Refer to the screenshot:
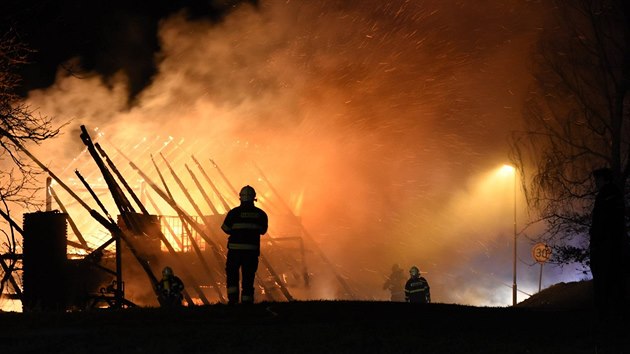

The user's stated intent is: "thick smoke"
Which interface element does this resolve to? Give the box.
[17,0,584,306]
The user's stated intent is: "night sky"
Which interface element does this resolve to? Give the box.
[1,0,258,98]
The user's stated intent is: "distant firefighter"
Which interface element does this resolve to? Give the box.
[405,266,431,304]
[383,264,406,302]
[221,185,269,305]
[157,266,185,308]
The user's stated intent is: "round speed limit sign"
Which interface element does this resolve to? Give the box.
[532,243,552,263]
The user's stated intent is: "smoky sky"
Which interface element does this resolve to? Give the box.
[2,0,586,306]
[1,0,258,99]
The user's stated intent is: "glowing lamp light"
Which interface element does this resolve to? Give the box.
[498,164,515,176]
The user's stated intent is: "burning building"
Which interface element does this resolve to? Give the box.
[1,124,356,311]
[2,1,585,311]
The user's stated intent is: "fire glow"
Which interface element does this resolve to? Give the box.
[0,1,586,310]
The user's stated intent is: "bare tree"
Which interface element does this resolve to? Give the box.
[0,198,21,300]
[1,30,60,205]
[510,0,629,269]
[0,30,62,298]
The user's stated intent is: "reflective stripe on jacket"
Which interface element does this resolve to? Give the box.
[405,276,430,303]
[228,242,259,250]
[221,203,268,249]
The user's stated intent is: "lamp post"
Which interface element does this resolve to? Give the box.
[511,166,517,306]
[500,164,517,306]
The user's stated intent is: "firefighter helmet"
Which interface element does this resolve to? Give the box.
[409,266,420,277]
[162,266,173,277]
[239,185,257,202]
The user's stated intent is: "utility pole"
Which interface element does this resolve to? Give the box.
[512,168,517,306]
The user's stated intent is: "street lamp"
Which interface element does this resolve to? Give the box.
[500,164,517,306]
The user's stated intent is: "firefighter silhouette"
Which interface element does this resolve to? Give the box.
[221,185,268,304]
[383,264,406,302]
[405,266,431,304]
[157,266,184,308]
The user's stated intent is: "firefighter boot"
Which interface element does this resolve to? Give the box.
[227,286,239,305]
[241,293,254,305]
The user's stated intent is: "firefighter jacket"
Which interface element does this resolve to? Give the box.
[405,276,431,303]
[221,202,268,253]
[383,269,406,301]
[157,275,184,299]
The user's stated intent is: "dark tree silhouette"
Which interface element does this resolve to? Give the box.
[0,30,61,298]
[510,0,629,268]
[1,30,60,205]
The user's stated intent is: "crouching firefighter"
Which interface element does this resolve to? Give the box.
[221,185,268,304]
[405,266,431,304]
[157,266,185,308]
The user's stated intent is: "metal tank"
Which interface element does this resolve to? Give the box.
[22,211,68,311]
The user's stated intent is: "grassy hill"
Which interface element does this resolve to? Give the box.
[0,281,627,353]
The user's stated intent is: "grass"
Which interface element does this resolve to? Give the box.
[0,299,627,353]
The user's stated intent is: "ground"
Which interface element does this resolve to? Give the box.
[0,282,627,353]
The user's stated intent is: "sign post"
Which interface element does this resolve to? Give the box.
[532,243,552,292]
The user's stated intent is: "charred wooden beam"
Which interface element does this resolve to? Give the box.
[95,142,150,215]
[144,155,226,303]
[79,126,161,306]
[49,186,90,250]
[191,155,230,212]
[209,158,239,196]
[254,163,357,299]
[185,163,219,215]
[3,125,157,307]
[0,256,22,298]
